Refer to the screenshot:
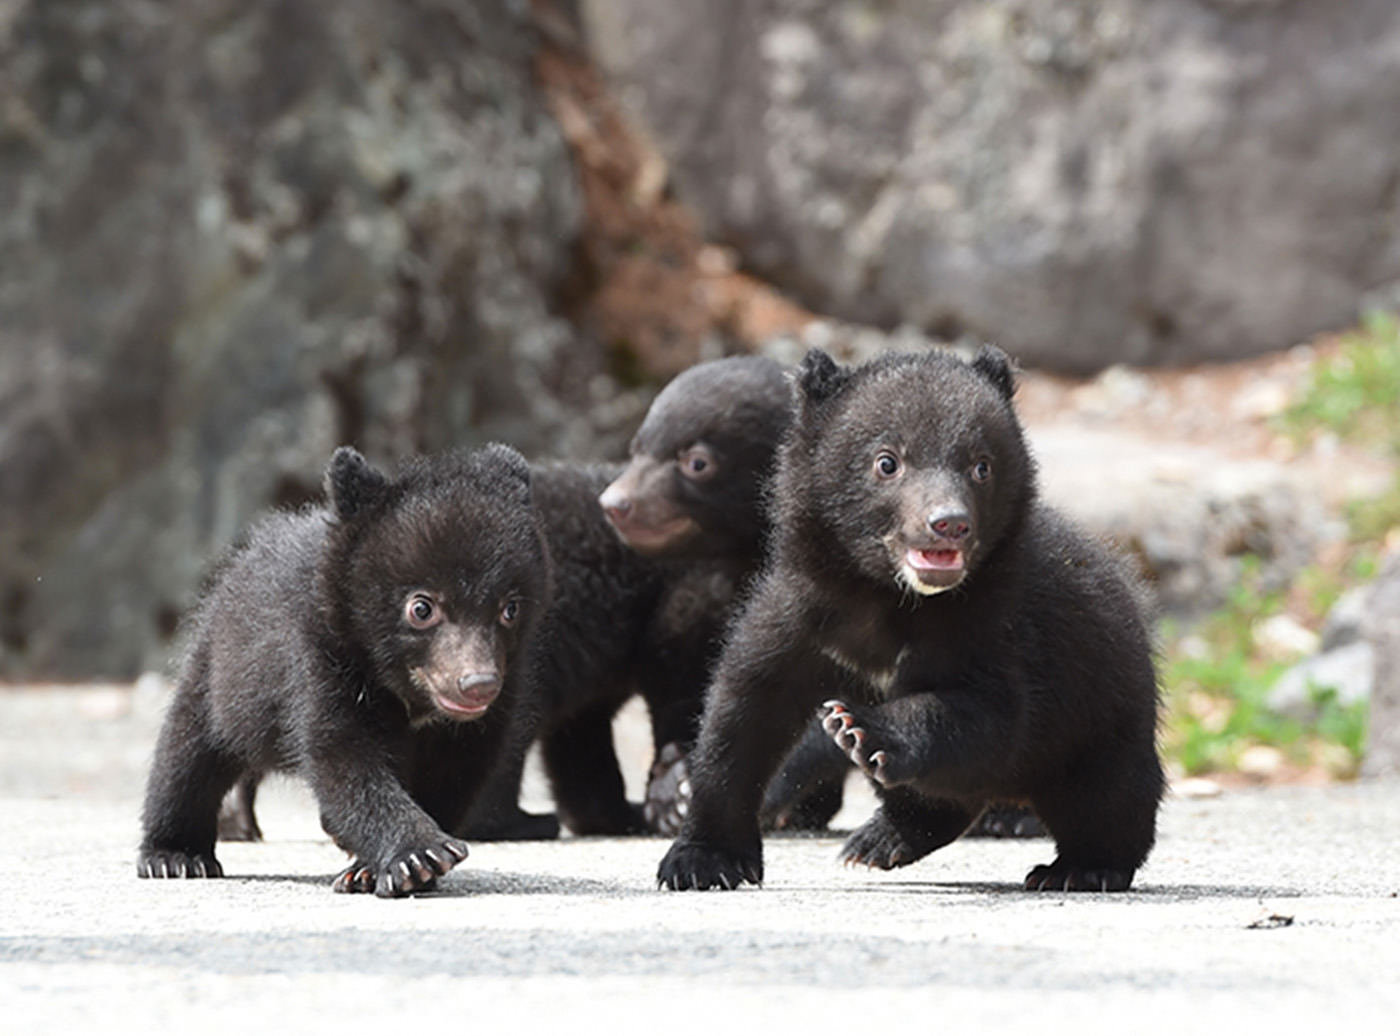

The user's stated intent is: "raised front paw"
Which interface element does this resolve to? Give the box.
[820,700,907,786]
[137,849,223,879]
[1024,859,1134,893]
[643,742,691,837]
[333,837,469,897]
[657,840,762,891]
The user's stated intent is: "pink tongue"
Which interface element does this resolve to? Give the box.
[908,547,962,571]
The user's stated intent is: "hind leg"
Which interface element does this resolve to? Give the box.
[761,719,850,832]
[1026,758,1163,893]
[543,702,645,835]
[842,788,980,870]
[217,772,264,842]
[138,685,243,879]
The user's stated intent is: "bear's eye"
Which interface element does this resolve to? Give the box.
[678,445,716,482]
[499,598,521,627]
[874,450,901,479]
[404,593,441,630]
[971,459,992,483]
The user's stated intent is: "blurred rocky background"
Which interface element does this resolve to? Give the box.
[1,0,1398,775]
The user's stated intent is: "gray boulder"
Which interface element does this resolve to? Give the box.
[1030,428,1330,618]
[585,0,1400,372]
[0,1,613,680]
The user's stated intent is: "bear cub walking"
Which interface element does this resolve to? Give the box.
[657,347,1164,893]
[138,444,551,896]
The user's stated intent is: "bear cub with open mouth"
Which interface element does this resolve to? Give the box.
[658,346,1164,893]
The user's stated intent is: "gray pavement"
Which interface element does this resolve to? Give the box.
[2,682,1398,1034]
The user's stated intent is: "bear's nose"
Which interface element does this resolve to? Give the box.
[927,510,971,542]
[598,485,631,520]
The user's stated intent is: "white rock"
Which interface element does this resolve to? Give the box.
[1253,614,1320,661]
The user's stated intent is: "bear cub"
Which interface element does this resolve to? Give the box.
[657,346,1164,893]
[467,356,796,840]
[138,444,551,896]
[598,356,793,832]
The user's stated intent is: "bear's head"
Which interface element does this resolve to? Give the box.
[322,444,552,723]
[600,356,792,560]
[777,346,1034,598]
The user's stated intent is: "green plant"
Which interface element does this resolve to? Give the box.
[1162,313,1397,780]
[1307,684,1370,763]
[1280,309,1400,453]
[1159,558,1367,779]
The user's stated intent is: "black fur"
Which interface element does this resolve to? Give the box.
[460,461,678,838]
[602,356,797,833]
[467,356,797,839]
[657,347,1163,892]
[138,445,551,896]
[602,354,792,567]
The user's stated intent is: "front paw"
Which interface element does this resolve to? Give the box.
[333,837,469,897]
[137,849,223,879]
[820,700,908,786]
[657,840,762,891]
[643,742,691,837]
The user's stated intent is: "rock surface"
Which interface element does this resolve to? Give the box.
[0,0,602,679]
[1361,553,1400,776]
[4,0,1398,684]
[585,0,1400,372]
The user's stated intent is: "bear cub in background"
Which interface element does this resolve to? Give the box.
[598,356,793,832]
[468,355,795,840]
[658,346,1164,893]
[138,444,550,896]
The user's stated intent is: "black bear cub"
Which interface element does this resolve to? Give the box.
[657,347,1164,893]
[597,356,794,831]
[138,444,550,896]
[599,354,790,569]
[466,356,796,839]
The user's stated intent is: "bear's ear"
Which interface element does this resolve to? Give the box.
[970,345,1017,402]
[795,349,853,406]
[325,446,389,521]
[480,442,532,502]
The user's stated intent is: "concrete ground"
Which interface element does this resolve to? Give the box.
[2,681,1398,1035]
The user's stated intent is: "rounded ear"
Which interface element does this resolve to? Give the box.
[325,446,389,521]
[796,349,851,405]
[480,442,533,500]
[970,345,1017,402]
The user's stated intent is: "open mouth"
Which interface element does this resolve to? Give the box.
[905,546,963,572]
[899,545,966,594]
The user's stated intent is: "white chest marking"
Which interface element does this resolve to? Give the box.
[820,645,909,699]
